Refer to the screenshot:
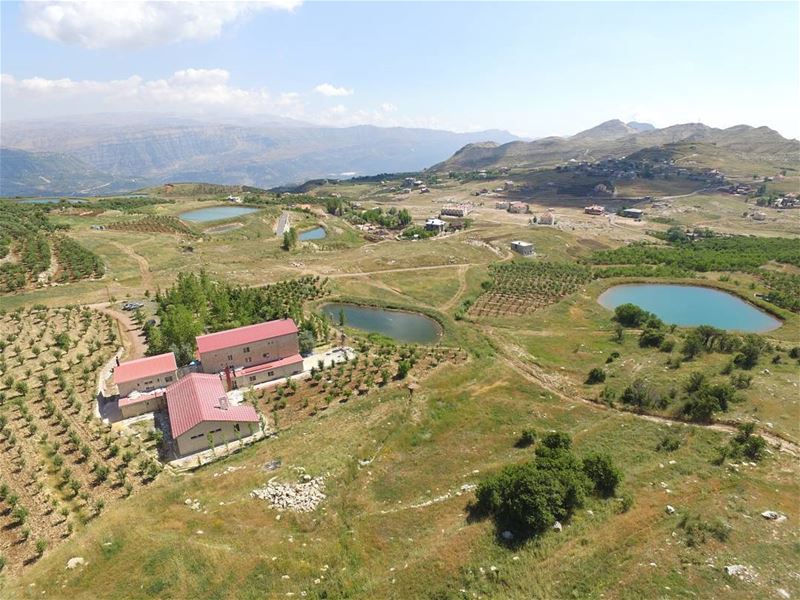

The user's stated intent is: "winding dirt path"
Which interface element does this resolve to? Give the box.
[482,325,800,457]
[319,262,483,280]
[109,241,153,290]
[440,264,469,312]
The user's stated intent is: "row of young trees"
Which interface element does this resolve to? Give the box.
[586,234,800,272]
[0,204,104,291]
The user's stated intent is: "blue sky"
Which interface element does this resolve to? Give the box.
[2,1,798,138]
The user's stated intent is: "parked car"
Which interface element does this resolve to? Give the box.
[122,302,144,311]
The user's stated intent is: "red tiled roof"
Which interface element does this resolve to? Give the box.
[234,353,303,376]
[196,319,298,354]
[118,389,165,408]
[114,352,177,385]
[165,373,259,438]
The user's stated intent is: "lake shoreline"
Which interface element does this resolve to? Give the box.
[597,282,782,333]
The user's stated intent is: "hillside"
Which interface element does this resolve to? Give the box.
[0,148,150,197]
[1,115,520,196]
[432,120,800,174]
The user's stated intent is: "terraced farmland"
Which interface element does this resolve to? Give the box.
[0,307,161,573]
[470,262,592,317]
[107,216,196,237]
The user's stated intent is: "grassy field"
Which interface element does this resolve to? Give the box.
[0,177,798,598]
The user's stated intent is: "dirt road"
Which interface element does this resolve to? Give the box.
[109,241,153,290]
[89,303,148,360]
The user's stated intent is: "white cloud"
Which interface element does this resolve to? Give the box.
[22,0,302,49]
[313,83,353,97]
[0,69,308,117]
[1,70,452,130]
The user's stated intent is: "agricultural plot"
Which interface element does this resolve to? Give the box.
[252,337,467,429]
[107,216,196,237]
[0,204,104,292]
[760,270,800,313]
[469,262,592,317]
[0,307,160,574]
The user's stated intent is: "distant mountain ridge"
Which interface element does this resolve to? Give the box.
[0,114,520,196]
[432,119,799,172]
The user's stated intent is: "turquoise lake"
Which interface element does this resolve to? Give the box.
[321,303,442,344]
[179,206,259,222]
[597,284,781,333]
[299,226,327,241]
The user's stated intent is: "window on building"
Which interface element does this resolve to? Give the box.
[249,375,256,382]
[268,371,274,377]
[227,354,233,361]
[245,357,252,364]
[243,346,250,353]
[165,376,173,382]
[234,424,241,433]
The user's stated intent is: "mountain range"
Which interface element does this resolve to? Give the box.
[431,119,799,172]
[0,114,520,197]
[2,115,797,197]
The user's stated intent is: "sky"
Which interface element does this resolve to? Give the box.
[1,1,799,138]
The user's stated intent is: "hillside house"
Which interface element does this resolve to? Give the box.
[508,201,529,214]
[584,205,605,215]
[425,218,447,233]
[114,352,177,398]
[440,203,473,217]
[536,212,556,225]
[197,319,303,382]
[620,208,644,220]
[511,240,534,256]
[495,201,510,210]
[166,373,260,456]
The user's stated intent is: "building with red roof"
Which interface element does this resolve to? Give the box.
[113,352,177,398]
[197,319,301,385]
[166,373,260,456]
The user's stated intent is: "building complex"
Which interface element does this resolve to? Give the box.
[112,318,304,455]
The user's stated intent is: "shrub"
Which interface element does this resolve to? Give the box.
[733,339,761,369]
[659,338,675,353]
[585,368,606,385]
[613,304,650,328]
[639,328,665,348]
[656,432,682,452]
[730,373,752,389]
[621,379,652,409]
[516,429,536,448]
[678,513,731,546]
[582,452,621,497]
[682,394,719,423]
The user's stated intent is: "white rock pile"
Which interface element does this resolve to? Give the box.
[251,476,326,512]
[724,564,757,583]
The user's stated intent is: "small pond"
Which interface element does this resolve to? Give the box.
[179,206,259,222]
[597,284,781,333]
[299,226,327,241]
[321,303,442,344]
